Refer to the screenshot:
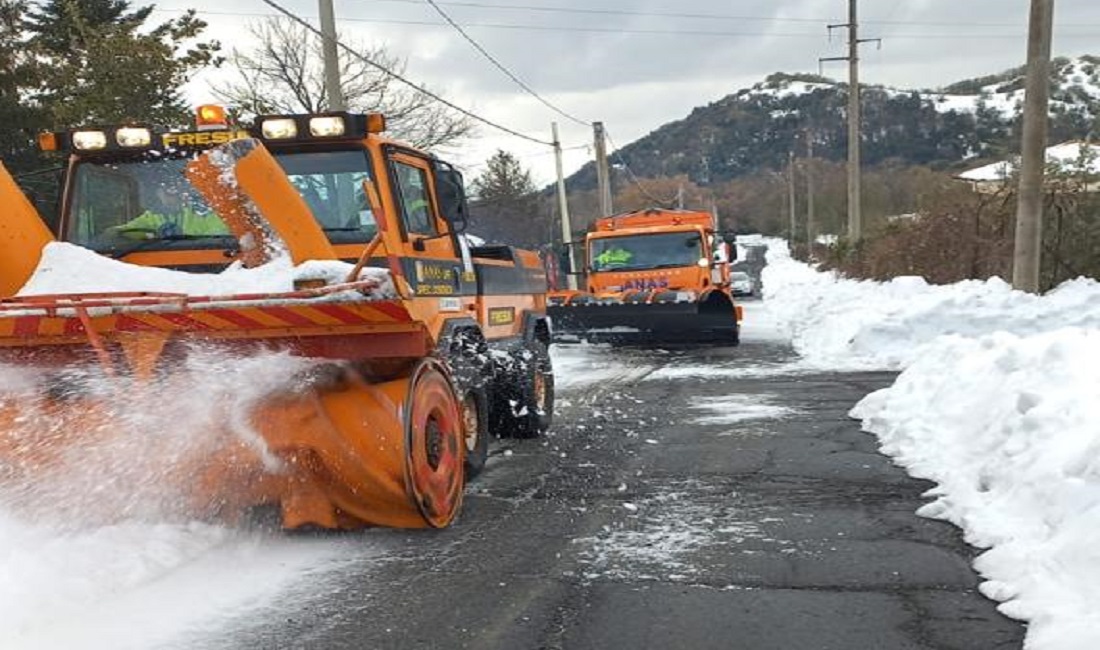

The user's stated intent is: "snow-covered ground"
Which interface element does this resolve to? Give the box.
[763,240,1100,649]
[3,232,1098,648]
[0,349,368,650]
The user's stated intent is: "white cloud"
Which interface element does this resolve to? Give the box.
[173,0,1100,181]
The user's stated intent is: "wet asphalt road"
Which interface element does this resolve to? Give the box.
[203,329,1025,650]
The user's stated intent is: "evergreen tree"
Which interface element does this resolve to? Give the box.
[471,150,536,202]
[468,150,546,247]
[24,0,220,128]
[0,0,47,174]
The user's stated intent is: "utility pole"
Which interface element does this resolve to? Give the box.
[787,150,798,248]
[1013,0,1055,294]
[821,0,879,242]
[676,183,685,210]
[593,122,613,217]
[552,122,578,290]
[319,0,346,111]
[806,130,816,256]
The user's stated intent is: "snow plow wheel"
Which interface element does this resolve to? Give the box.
[462,387,490,478]
[494,339,554,439]
[405,359,466,528]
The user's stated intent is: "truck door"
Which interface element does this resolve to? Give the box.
[386,150,471,298]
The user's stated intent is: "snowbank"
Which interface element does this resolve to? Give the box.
[18,242,394,298]
[852,330,1100,649]
[762,242,1100,370]
[756,241,1100,646]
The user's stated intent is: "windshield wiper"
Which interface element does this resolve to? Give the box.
[109,234,231,259]
[648,262,697,269]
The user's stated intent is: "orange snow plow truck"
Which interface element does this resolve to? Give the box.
[0,108,553,529]
[548,209,742,344]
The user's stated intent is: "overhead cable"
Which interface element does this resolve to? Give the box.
[423,0,591,127]
[258,0,553,146]
[604,128,678,208]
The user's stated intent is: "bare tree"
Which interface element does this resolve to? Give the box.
[214,18,473,150]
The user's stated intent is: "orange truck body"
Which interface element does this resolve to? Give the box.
[548,208,741,344]
[0,112,554,529]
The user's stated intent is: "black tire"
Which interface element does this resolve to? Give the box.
[461,387,490,477]
[492,339,554,439]
[436,329,491,475]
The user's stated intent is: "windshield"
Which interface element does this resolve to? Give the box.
[589,231,702,272]
[65,149,376,252]
[273,150,376,243]
[66,156,228,251]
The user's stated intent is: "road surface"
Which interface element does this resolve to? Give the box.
[190,307,1025,650]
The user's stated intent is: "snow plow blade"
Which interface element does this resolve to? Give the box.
[0,138,467,531]
[548,290,741,345]
[0,290,464,530]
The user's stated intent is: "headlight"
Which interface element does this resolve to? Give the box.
[72,130,108,150]
[309,116,346,137]
[261,118,298,139]
[115,127,152,147]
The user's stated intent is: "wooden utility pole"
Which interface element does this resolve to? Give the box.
[806,131,816,255]
[593,122,613,216]
[319,0,345,110]
[1013,0,1055,293]
[787,151,798,247]
[821,0,879,242]
[552,122,578,290]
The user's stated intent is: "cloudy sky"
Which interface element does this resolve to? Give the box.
[161,0,1100,184]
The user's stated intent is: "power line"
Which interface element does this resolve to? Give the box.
[256,0,552,146]
[153,10,1100,39]
[604,128,678,208]
[422,0,591,127]
[368,0,1100,30]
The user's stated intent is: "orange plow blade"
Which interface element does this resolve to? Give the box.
[0,162,54,297]
[0,291,465,530]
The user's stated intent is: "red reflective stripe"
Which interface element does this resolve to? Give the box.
[261,306,316,327]
[13,317,39,337]
[370,301,412,321]
[115,315,167,332]
[204,309,265,329]
[156,313,215,331]
[312,304,368,325]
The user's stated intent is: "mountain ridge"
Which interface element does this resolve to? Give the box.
[564,55,1100,192]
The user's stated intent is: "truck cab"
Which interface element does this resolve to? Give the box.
[47,110,469,275]
[585,209,733,295]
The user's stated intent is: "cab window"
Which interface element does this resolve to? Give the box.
[391,161,437,235]
[65,157,225,250]
[273,150,376,242]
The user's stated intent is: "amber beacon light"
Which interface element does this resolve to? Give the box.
[196,104,228,131]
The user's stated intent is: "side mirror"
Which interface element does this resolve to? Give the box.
[433,161,469,232]
[724,238,738,261]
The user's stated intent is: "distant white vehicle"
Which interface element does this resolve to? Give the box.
[731,271,755,296]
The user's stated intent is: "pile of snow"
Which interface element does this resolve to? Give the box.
[761,242,1100,371]
[958,141,1100,182]
[18,242,394,299]
[0,348,356,649]
[757,239,1100,646]
[852,330,1100,649]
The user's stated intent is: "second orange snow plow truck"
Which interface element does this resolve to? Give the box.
[0,108,553,530]
[548,209,742,344]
